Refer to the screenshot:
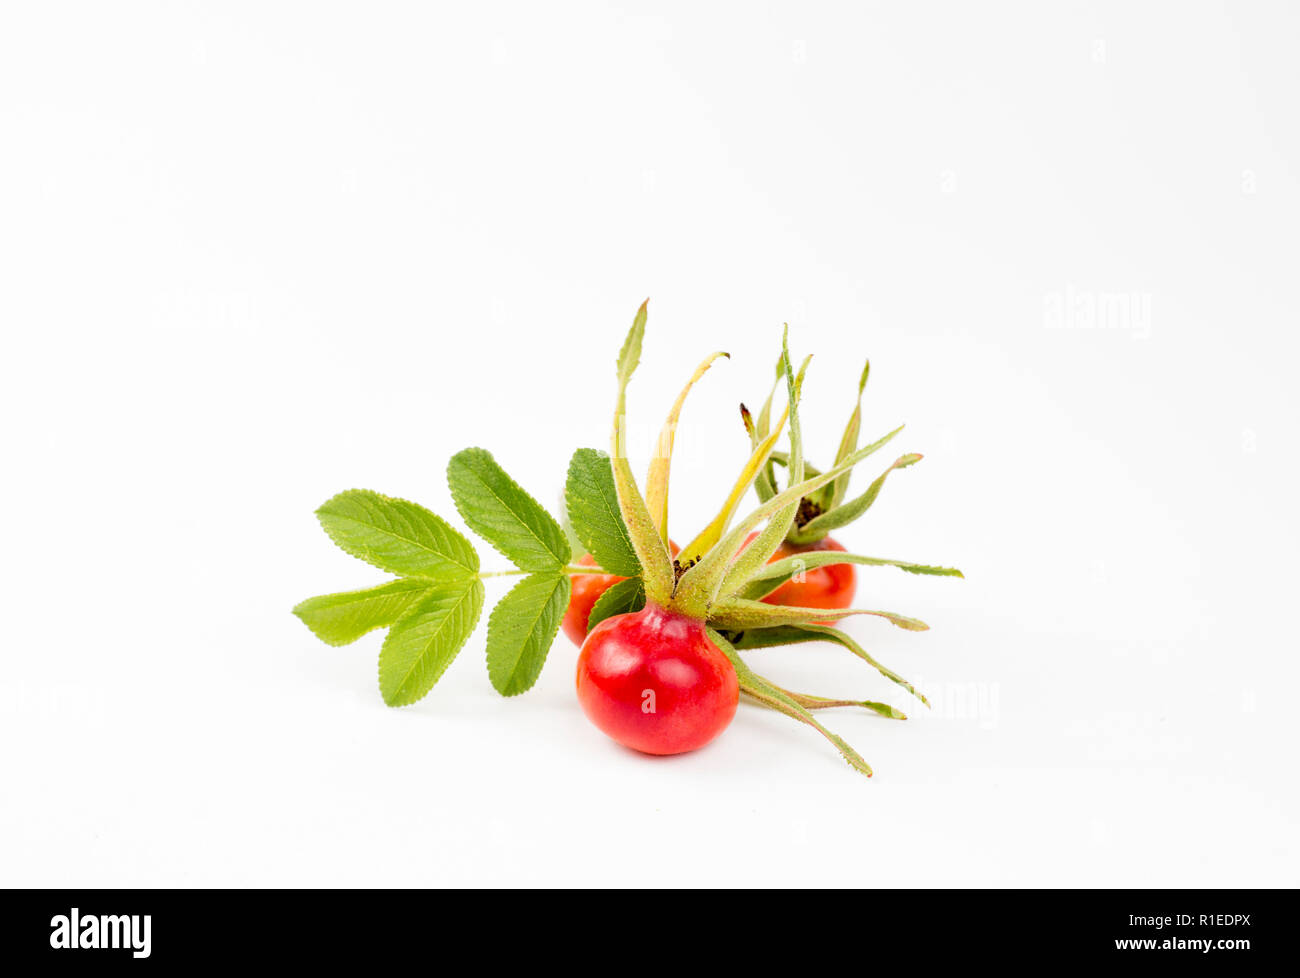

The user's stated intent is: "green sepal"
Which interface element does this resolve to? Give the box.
[734,551,964,601]
[748,354,786,502]
[707,596,929,632]
[674,424,903,606]
[709,628,873,777]
[609,300,676,605]
[749,672,907,719]
[791,452,922,543]
[644,351,729,544]
[823,357,871,511]
[712,333,807,603]
[769,452,823,479]
[728,625,929,707]
[676,349,806,569]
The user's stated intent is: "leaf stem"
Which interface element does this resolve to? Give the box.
[563,564,607,576]
[477,564,608,580]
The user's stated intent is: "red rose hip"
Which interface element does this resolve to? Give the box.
[575,603,738,755]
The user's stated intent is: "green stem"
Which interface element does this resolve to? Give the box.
[563,564,607,576]
[477,564,608,580]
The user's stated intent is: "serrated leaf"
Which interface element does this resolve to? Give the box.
[447,447,570,572]
[316,489,479,581]
[793,453,922,541]
[378,580,485,706]
[485,573,570,696]
[564,448,641,577]
[585,576,645,632]
[293,578,433,646]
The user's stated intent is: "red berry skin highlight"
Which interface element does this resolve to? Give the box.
[575,604,739,756]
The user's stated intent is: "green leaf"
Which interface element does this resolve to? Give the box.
[447,447,571,572]
[485,574,570,696]
[378,580,485,706]
[793,453,922,541]
[585,576,645,632]
[609,300,676,604]
[316,490,479,582]
[564,448,641,577]
[708,628,873,777]
[293,578,433,646]
[735,551,964,600]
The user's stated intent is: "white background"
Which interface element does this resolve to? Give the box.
[2,2,1297,887]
